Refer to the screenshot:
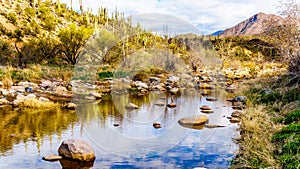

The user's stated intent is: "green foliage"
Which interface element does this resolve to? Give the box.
[97,71,113,79]
[24,7,36,19]
[7,12,17,25]
[58,24,93,65]
[0,39,14,65]
[273,122,300,169]
[284,110,300,124]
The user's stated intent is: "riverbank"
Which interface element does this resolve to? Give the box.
[231,74,300,168]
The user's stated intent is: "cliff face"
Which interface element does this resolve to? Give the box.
[221,12,285,36]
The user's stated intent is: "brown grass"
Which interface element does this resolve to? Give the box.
[232,105,282,168]
[22,98,60,109]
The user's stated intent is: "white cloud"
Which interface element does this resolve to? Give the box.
[59,0,283,34]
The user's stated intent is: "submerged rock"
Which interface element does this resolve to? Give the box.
[125,103,138,109]
[204,124,226,128]
[206,96,217,101]
[200,105,211,110]
[58,139,95,162]
[201,109,214,114]
[42,154,62,161]
[178,115,208,126]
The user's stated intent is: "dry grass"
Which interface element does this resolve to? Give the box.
[232,105,282,168]
[22,98,60,109]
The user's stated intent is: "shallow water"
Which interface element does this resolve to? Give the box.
[0,89,238,169]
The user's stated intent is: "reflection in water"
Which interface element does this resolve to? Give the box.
[0,106,77,155]
[0,89,238,168]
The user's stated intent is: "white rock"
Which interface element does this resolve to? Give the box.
[10,86,25,93]
[0,98,9,105]
[26,94,36,99]
[39,97,50,102]
[18,81,38,88]
[40,80,53,88]
[16,94,26,102]
[1,89,9,96]
[168,76,180,83]
[53,86,67,94]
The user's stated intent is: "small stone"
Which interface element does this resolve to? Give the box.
[0,98,9,105]
[167,103,176,108]
[42,154,62,161]
[153,122,161,129]
[200,105,211,110]
[154,102,165,106]
[206,96,217,101]
[204,124,226,128]
[201,109,214,114]
[125,103,138,109]
[113,123,119,127]
[39,97,50,102]
[65,103,77,110]
[90,92,102,99]
[229,118,241,123]
[231,110,242,118]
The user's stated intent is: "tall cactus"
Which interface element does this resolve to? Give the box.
[79,0,83,13]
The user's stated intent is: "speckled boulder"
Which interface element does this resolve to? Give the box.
[58,139,95,162]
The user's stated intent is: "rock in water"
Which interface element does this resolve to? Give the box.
[206,96,217,101]
[178,115,208,126]
[65,103,77,110]
[58,139,95,162]
[125,103,138,109]
[167,103,176,108]
[153,122,161,129]
[200,105,211,110]
[42,154,62,161]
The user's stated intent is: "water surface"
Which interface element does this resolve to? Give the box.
[0,89,238,169]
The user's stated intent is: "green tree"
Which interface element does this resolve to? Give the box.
[58,24,93,65]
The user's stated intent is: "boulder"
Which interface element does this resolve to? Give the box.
[169,88,179,94]
[178,115,208,126]
[40,80,53,88]
[125,103,138,109]
[0,81,3,87]
[58,139,95,162]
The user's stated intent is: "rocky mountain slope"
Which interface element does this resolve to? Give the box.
[221,12,285,36]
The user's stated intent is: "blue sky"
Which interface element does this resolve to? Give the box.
[60,0,296,34]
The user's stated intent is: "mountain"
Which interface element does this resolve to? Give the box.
[221,12,285,36]
[211,30,224,36]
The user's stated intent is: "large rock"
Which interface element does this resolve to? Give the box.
[178,115,209,126]
[58,139,95,162]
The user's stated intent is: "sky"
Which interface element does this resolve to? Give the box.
[60,0,291,34]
